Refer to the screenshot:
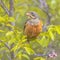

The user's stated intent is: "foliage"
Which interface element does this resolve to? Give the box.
[0,0,60,60]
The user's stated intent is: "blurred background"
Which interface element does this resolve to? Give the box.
[0,0,60,60]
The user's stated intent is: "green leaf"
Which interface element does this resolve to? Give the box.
[6,31,14,37]
[9,17,15,22]
[24,47,35,55]
[0,16,5,22]
[55,26,60,34]
[18,53,22,60]
[34,57,45,60]
[11,44,18,52]
[22,54,30,60]
[48,28,54,40]
[37,36,50,47]
[0,30,4,32]
[8,38,16,45]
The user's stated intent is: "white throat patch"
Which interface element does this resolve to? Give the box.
[27,18,40,25]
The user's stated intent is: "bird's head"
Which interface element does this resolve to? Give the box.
[26,11,39,19]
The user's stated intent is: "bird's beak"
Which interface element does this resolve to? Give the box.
[26,12,31,19]
[26,12,36,19]
[26,12,31,16]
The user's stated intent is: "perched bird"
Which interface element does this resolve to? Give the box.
[24,11,43,41]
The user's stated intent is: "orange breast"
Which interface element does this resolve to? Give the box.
[24,20,43,38]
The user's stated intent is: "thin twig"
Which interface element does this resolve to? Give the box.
[0,40,10,50]
[0,0,9,15]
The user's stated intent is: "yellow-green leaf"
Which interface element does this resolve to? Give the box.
[34,57,45,60]
[37,36,49,47]
[24,47,35,55]
[22,54,30,60]
[48,28,54,40]
[55,26,60,34]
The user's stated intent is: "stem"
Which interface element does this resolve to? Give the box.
[9,0,14,16]
[9,0,15,60]
[0,0,9,15]
[0,40,10,50]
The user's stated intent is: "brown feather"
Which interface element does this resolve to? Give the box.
[24,18,43,38]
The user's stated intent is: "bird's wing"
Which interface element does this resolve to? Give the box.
[24,19,29,31]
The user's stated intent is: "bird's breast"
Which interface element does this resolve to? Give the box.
[27,19,40,26]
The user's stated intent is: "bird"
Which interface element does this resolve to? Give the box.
[24,11,43,41]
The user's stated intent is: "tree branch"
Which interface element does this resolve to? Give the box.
[0,40,10,50]
[0,0,9,15]
[32,0,52,31]
[34,50,57,58]
[9,0,15,59]
[32,0,48,14]
[9,0,15,27]
[9,0,14,16]
[38,0,52,25]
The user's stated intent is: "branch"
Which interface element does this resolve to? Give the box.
[34,50,57,58]
[32,0,52,31]
[0,40,10,50]
[0,0,9,15]
[32,0,48,14]
[32,0,54,31]
[39,0,48,9]
[38,0,52,21]
[9,0,14,16]
[9,0,15,59]
[9,0,15,27]
[32,0,52,18]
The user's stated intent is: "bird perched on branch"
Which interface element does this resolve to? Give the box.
[24,11,43,41]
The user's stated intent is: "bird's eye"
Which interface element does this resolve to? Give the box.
[31,12,34,15]
[31,12,35,16]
